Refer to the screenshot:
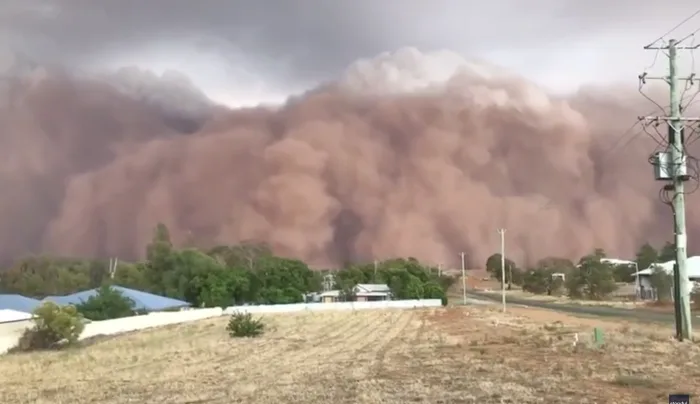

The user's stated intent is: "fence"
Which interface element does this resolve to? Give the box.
[223,299,442,315]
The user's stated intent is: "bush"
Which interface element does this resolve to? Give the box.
[440,295,448,306]
[227,312,265,338]
[76,285,136,320]
[14,302,85,352]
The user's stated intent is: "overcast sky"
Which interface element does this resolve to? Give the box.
[2,0,700,105]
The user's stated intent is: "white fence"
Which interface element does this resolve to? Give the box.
[222,299,442,314]
[0,299,442,354]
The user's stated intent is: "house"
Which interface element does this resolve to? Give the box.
[317,284,392,303]
[600,258,636,267]
[318,290,341,303]
[353,284,392,302]
[0,294,42,313]
[632,257,700,299]
[43,286,192,312]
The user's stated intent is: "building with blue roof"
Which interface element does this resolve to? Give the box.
[0,294,42,313]
[43,286,191,312]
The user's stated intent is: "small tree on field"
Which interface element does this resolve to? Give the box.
[76,285,136,321]
[227,312,265,338]
[14,302,84,352]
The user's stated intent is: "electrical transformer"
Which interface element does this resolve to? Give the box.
[652,151,688,181]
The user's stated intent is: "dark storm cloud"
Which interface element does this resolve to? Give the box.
[5,0,700,84]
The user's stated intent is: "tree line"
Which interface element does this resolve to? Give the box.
[484,242,681,301]
[0,224,452,308]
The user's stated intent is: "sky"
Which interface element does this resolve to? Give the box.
[2,0,700,107]
[1,1,700,265]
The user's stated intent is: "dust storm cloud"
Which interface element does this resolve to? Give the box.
[0,47,685,268]
[2,1,700,267]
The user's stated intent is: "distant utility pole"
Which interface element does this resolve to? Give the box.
[640,37,699,340]
[497,229,506,312]
[460,252,467,305]
[373,260,378,282]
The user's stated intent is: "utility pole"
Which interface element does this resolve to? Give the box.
[373,260,378,282]
[640,37,699,340]
[460,252,467,305]
[498,229,506,312]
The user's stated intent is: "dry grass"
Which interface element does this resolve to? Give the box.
[0,307,698,404]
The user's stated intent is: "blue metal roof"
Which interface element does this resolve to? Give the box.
[43,286,191,312]
[0,294,42,313]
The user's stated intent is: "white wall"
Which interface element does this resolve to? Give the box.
[222,299,442,315]
[0,299,442,355]
[0,320,35,354]
[80,307,224,339]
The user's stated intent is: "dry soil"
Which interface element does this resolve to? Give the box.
[0,306,698,403]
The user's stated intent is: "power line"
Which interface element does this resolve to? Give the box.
[678,26,700,45]
[645,8,700,49]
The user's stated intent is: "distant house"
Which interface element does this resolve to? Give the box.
[0,294,42,314]
[600,258,636,267]
[632,257,700,300]
[318,290,341,303]
[352,284,392,302]
[317,283,392,303]
[43,286,192,312]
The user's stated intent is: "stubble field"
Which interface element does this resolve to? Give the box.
[0,306,698,403]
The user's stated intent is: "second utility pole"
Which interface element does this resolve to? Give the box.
[641,37,698,340]
[460,252,467,305]
[498,228,506,312]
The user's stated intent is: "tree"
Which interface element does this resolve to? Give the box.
[522,269,550,294]
[76,286,136,321]
[485,254,518,288]
[566,252,618,300]
[658,241,676,262]
[535,257,575,277]
[522,268,565,296]
[0,236,453,310]
[648,266,674,302]
[635,243,658,272]
[208,241,272,271]
[144,223,176,294]
[612,264,637,283]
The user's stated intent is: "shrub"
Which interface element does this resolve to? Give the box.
[14,302,85,352]
[440,295,448,306]
[76,285,136,320]
[227,312,265,338]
